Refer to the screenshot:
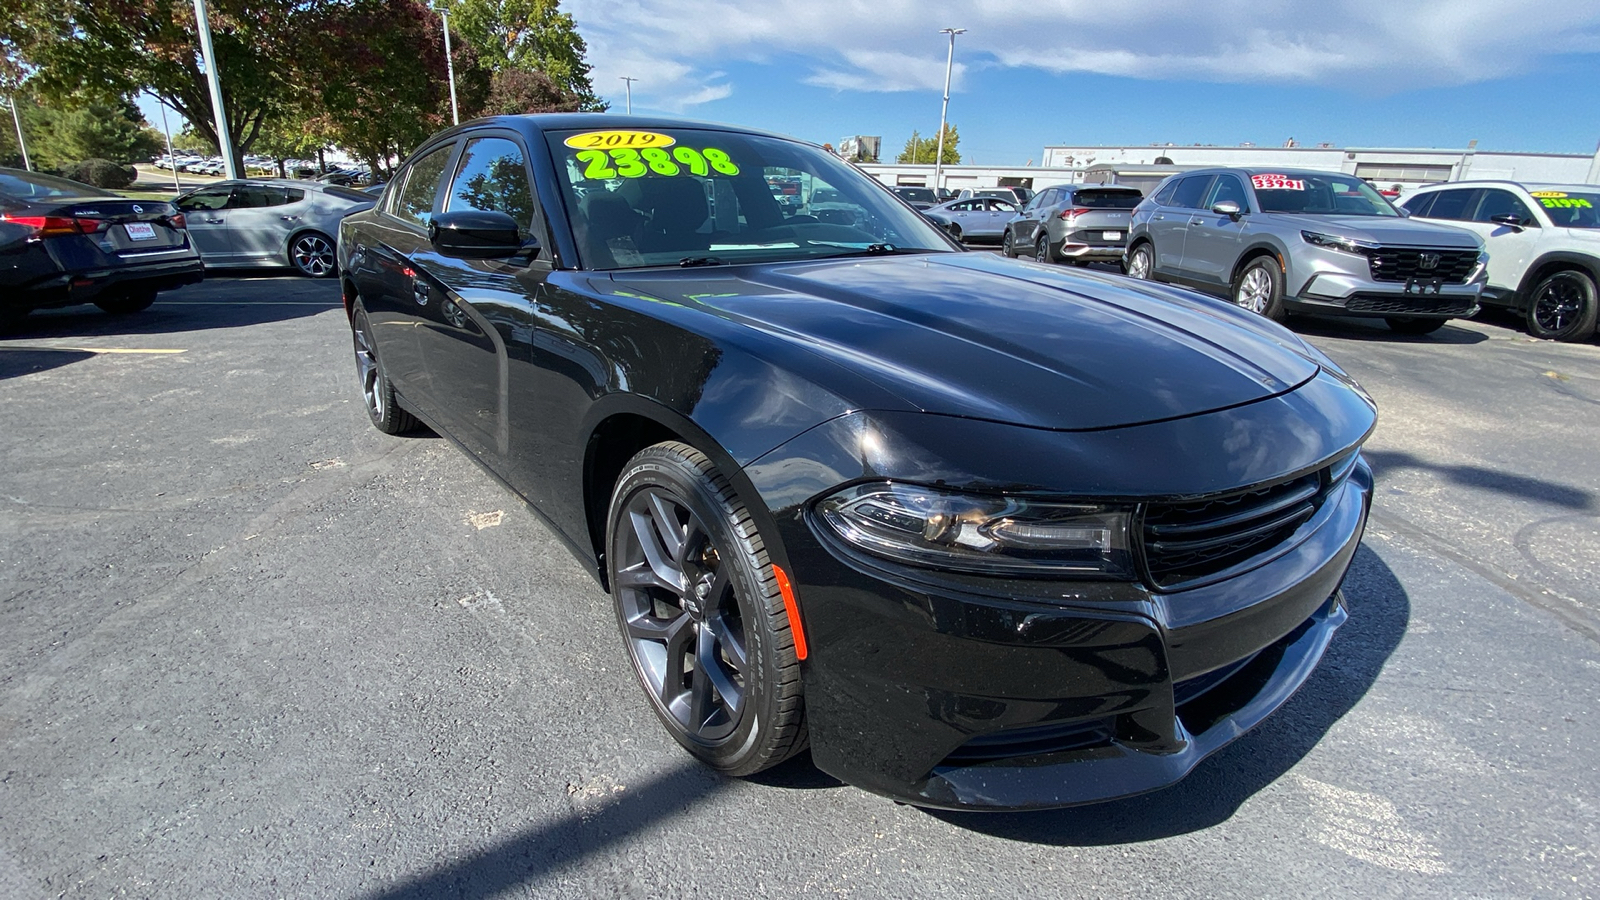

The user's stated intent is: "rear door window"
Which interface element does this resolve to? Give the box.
[1151,180,1180,206]
[1420,189,1478,221]
[1170,176,1214,210]
[1402,192,1437,217]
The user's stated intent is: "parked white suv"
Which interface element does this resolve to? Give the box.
[1401,181,1599,341]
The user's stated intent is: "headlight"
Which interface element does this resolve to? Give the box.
[815,482,1133,577]
[1301,231,1379,255]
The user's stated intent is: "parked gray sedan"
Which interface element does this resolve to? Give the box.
[173,180,375,277]
[1002,184,1142,265]
[921,196,1018,243]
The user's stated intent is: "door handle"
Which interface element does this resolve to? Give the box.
[280,215,299,222]
[1190,218,1205,226]
[1152,214,1165,221]
[205,218,224,224]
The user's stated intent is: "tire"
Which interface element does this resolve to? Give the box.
[1001,229,1015,258]
[289,231,336,278]
[1232,257,1286,320]
[947,223,963,242]
[606,441,807,776]
[94,289,157,315]
[351,304,420,434]
[1035,235,1052,264]
[1524,269,1598,342]
[1385,316,1448,335]
[1125,243,1153,280]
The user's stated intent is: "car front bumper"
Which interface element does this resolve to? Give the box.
[1287,249,1485,319]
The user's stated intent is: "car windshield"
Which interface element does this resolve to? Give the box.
[0,169,107,202]
[1530,191,1600,228]
[550,127,952,269]
[1251,172,1399,217]
[1074,189,1142,209]
[894,187,937,203]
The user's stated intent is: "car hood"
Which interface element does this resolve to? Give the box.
[1265,214,1482,247]
[608,252,1323,430]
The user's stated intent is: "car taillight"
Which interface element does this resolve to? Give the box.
[166,213,187,230]
[1058,207,1091,221]
[1,214,108,236]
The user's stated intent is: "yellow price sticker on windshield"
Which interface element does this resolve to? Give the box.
[573,146,742,180]
[563,130,676,151]
[1529,191,1567,198]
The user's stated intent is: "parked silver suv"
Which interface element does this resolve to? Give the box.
[1125,167,1488,334]
[1003,184,1142,265]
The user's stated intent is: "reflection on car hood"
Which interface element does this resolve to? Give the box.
[1264,214,1482,247]
[609,253,1323,430]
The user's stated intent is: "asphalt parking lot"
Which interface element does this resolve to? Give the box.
[2,274,1597,898]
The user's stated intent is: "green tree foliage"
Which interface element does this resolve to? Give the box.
[481,67,582,116]
[252,116,328,177]
[445,0,604,111]
[896,124,960,165]
[26,97,164,170]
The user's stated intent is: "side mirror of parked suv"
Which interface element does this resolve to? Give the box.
[429,210,540,260]
[1489,213,1526,232]
[1211,200,1243,220]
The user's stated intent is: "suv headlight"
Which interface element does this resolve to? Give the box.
[816,482,1133,577]
[1301,231,1379,255]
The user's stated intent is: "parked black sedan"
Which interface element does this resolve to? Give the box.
[1,167,202,325]
[338,115,1376,810]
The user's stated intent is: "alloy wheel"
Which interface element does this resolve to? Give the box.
[1236,266,1273,314]
[1127,246,1151,279]
[1533,277,1584,333]
[292,234,335,277]
[353,314,383,420]
[1035,237,1049,263]
[614,487,748,743]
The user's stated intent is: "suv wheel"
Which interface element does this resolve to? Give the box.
[1233,258,1285,320]
[1125,243,1153,280]
[1525,270,1598,342]
[1035,235,1051,264]
[1001,230,1015,258]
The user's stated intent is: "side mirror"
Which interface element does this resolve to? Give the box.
[1396,207,1412,217]
[429,209,540,260]
[1489,213,1525,232]
[1211,200,1243,219]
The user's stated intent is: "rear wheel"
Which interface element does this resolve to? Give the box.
[947,223,963,242]
[1525,270,1598,342]
[352,304,419,434]
[1000,229,1015,257]
[95,289,157,315]
[1385,316,1447,335]
[1125,243,1153,280]
[1035,235,1052,264]
[290,231,336,278]
[607,442,807,776]
[1232,258,1286,321]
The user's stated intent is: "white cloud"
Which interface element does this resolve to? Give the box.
[567,0,1600,107]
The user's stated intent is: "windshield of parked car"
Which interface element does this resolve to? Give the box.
[1250,172,1399,217]
[550,128,952,269]
[1530,191,1600,228]
[893,187,937,203]
[1073,189,1142,209]
[0,169,108,202]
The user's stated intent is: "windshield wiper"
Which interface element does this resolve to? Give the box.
[678,255,728,267]
[808,242,933,258]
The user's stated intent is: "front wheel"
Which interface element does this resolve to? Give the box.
[1001,229,1015,257]
[1525,270,1598,342]
[607,442,807,776]
[1232,258,1286,320]
[289,231,337,278]
[947,223,963,242]
[1125,243,1153,280]
[1385,316,1447,335]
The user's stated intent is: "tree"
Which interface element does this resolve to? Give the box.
[481,67,581,115]
[896,124,960,165]
[26,97,164,170]
[8,0,311,173]
[445,0,605,111]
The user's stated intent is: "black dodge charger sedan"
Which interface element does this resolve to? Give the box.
[338,115,1376,810]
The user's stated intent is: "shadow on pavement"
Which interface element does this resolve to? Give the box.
[0,348,98,380]
[360,762,723,900]
[1287,313,1489,344]
[927,543,1407,844]
[1364,449,1594,511]
[4,273,342,340]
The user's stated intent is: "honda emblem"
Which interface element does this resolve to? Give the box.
[1418,252,1440,270]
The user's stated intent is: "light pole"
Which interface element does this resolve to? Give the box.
[191,0,237,178]
[432,2,460,125]
[5,94,28,171]
[620,76,637,115]
[156,97,182,194]
[933,27,964,193]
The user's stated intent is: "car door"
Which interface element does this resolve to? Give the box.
[225,185,303,264]
[1180,173,1252,289]
[1150,175,1214,278]
[357,141,458,409]
[1014,188,1053,246]
[174,186,236,262]
[412,132,550,465]
[1464,189,1541,302]
[987,199,1018,238]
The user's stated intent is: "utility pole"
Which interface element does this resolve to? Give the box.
[191,0,237,178]
[934,28,964,193]
[156,97,182,194]
[620,76,637,115]
[6,95,28,171]
[432,3,460,125]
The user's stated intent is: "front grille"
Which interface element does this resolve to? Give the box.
[939,718,1115,766]
[1140,453,1358,589]
[1366,247,1478,284]
[1344,293,1478,315]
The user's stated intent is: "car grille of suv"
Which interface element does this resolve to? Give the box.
[1366,247,1479,284]
[1139,453,1359,589]
[1344,294,1478,316]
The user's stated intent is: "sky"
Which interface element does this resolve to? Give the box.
[561,0,1600,164]
[142,0,1600,164]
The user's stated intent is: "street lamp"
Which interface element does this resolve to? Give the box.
[933,27,964,193]
[5,94,29,171]
[431,2,460,125]
[192,0,238,178]
[620,76,637,115]
[155,97,182,194]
